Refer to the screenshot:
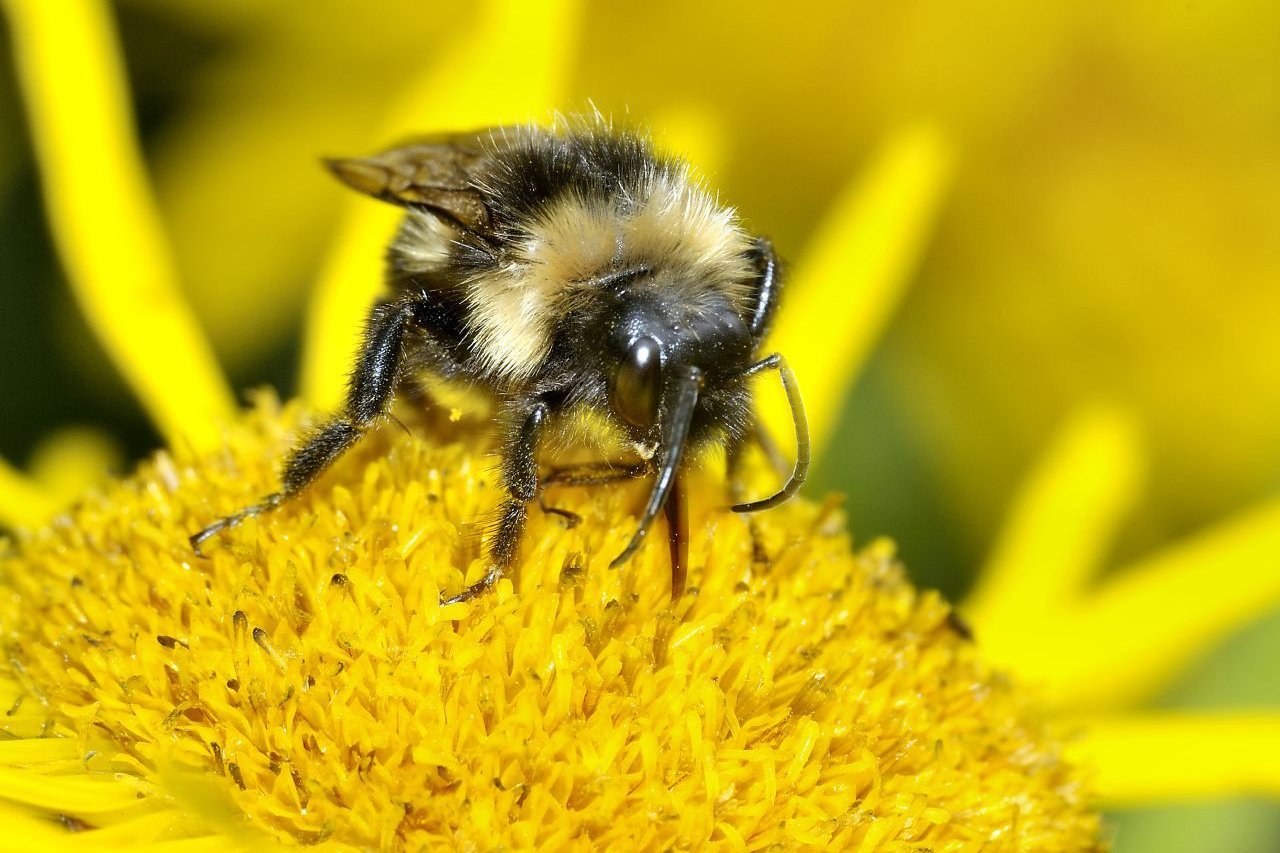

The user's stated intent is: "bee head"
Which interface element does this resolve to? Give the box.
[600,284,806,573]
[606,289,755,448]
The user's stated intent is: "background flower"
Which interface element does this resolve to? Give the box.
[2,1,1278,849]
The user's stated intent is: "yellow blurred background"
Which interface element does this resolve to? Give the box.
[2,2,1278,848]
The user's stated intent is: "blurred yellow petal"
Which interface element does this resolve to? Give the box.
[27,427,122,508]
[301,0,581,410]
[0,801,229,853]
[965,404,1144,637]
[0,739,82,765]
[764,125,952,457]
[1061,499,1280,709]
[148,4,477,370]
[0,457,58,529]
[992,498,1280,711]
[3,0,234,450]
[0,737,241,848]
[0,767,151,815]
[70,815,223,851]
[1068,712,1280,805]
[649,104,730,179]
[0,802,111,851]
[125,838,239,853]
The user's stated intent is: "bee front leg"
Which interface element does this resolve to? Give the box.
[191,298,420,555]
[746,236,781,338]
[441,399,550,605]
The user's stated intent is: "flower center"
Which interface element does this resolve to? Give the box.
[0,397,1099,848]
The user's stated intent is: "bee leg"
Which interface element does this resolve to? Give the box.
[190,493,284,556]
[732,353,810,514]
[537,500,581,528]
[283,298,423,490]
[542,460,647,487]
[441,399,550,605]
[190,299,419,554]
[735,232,793,504]
[746,237,781,338]
[536,460,648,529]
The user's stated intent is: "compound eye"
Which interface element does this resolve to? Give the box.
[611,337,662,427]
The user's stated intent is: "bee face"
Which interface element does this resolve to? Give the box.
[606,284,755,446]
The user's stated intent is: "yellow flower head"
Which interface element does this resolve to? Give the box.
[1,397,1100,849]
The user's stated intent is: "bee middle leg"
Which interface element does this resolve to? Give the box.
[191,298,422,555]
[536,460,648,528]
[441,399,550,605]
[542,460,648,487]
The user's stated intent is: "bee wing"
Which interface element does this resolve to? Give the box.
[325,133,493,232]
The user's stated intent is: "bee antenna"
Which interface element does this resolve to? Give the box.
[731,354,809,513]
[610,367,702,569]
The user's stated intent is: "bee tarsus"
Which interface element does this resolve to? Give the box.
[190,492,283,557]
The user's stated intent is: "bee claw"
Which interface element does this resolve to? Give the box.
[440,567,503,606]
[188,493,283,558]
[189,523,224,558]
[537,498,581,528]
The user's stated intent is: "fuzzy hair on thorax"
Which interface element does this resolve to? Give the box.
[389,119,758,383]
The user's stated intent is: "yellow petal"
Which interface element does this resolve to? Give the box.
[965,404,1143,639]
[649,104,730,179]
[0,801,228,852]
[0,457,58,529]
[27,427,122,508]
[0,801,110,849]
[62,812,218,848]
[0,766,151,814]
[0,738,81,765]
[300,0,581,410]
[3,0,234,450]
[993,498,1280,711]
[1066,712,1280,805]
[763,124,952,457]
[150,4,478,371]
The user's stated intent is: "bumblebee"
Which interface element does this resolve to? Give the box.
[192,117,809,603]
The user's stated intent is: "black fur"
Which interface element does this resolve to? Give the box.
[481,125,674,227]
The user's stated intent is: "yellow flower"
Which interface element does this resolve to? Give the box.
[1,396,1102,849]
[2,0,1277,849]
